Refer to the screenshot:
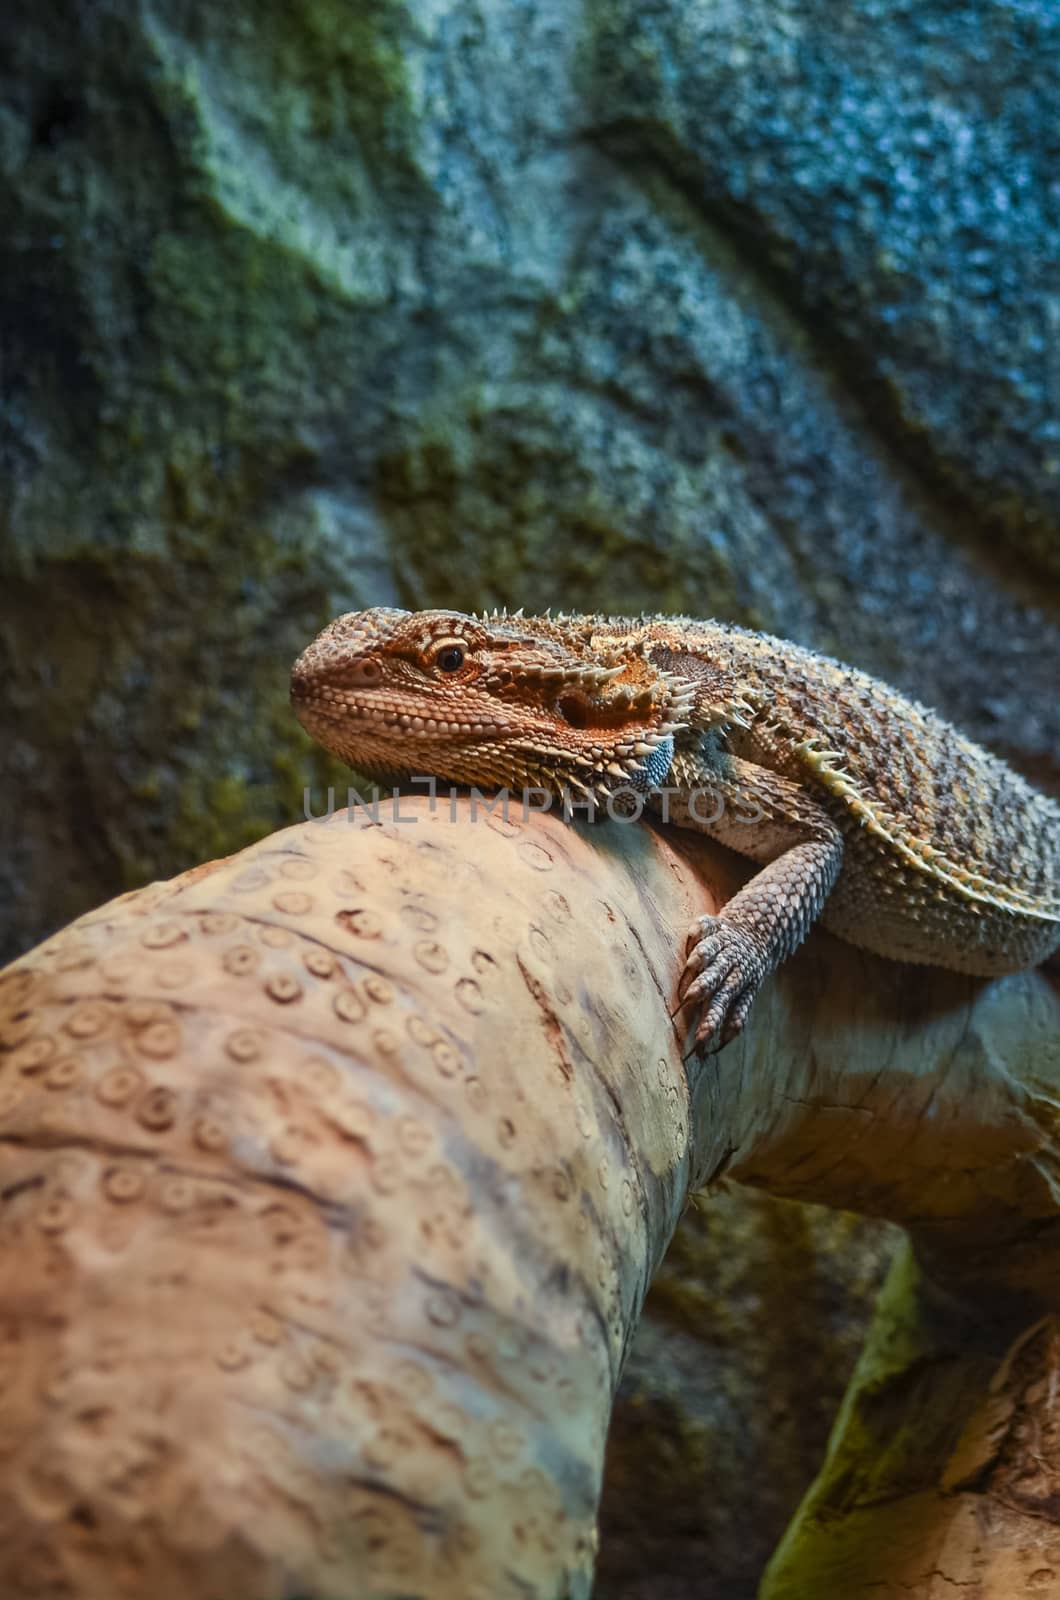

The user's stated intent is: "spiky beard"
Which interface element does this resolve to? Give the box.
[294,702,678,802]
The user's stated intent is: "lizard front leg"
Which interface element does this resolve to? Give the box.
[651,751,844,1051]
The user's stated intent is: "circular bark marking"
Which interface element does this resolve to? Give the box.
[158,1177,195,1214]
[64,1002,109,1040]
[279,857,317,881]
[216,1341,251,1372]
[10,1036,55,1075]
[265,973,303,1005]
[0,1011,37,1049]
[303,948,337,979]
[397,1115,432,1158]
[455,978,484,1014]
[193,1115,228,1152]
[199,912,238,936]
[517,841,554,872]
[141,922,186,950]
[429,1160,461,1193]
[484,811,521,839]
[103,1166,145,1204]
[333,989,366,1024]
[406,1016,436,1047]
[258,925,292,949]
[261,1203,302,1248]
[432,1041,460,1078]
[138,1086,178,1131]
[0,969,38,1014]
[464,1076,487,1112]
[97,1066,143,1106]
[414,940,449,974]
[303,1056,339,1095]
[231,868,270,893]
[394,1359,432,1400]
[272,891,313,916]
[371,1156,401,1195]
[425,1290,460,1328]
[337,908,382,940]
[363,975,394,1006]
[488,1419,524,1462]
[136,1020,181,1059]
[543,889,572,923]
[400,901,438,933]
[463,1458,493,1498]
[37,1194,75,1234]
[226,1028,263,1063]
[44,1058,80,1091]
[223,945,260,977]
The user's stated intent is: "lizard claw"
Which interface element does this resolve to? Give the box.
[678,915,764,1053]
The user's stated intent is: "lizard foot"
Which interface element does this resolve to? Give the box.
[679,915,765,1053]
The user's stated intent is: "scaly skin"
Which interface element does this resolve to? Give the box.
[290,608,1060,1050]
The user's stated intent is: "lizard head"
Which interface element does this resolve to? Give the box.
[290,607,694,797]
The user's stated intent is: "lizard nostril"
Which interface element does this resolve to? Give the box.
[353,659,382,685]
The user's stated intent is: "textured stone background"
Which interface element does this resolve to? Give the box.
[0,0,1055,1592]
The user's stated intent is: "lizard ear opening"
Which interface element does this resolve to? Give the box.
[555,694,589,728]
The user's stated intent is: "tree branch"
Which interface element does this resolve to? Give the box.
[0,797,1055,1598]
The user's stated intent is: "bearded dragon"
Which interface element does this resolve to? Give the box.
[290,608,1060,1051]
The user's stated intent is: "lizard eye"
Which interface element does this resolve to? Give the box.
[434,644,465,673]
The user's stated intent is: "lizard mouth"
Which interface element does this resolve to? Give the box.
[289,683,508,761]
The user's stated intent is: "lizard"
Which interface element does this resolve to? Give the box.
[290,607,1060,1051]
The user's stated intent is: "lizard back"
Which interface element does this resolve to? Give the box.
[623,616,1060,969]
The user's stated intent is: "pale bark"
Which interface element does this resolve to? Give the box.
[0,797,1056,1598]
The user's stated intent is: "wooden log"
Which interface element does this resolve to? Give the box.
[0,795,1056,1597]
